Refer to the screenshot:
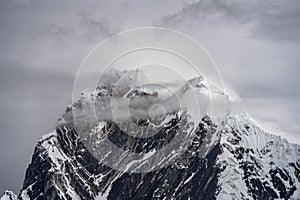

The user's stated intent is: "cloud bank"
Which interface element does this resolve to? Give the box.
[0,0,300,194]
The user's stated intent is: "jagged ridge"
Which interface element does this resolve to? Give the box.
[2,71,300,200]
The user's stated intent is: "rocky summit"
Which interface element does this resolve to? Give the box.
[2,71,300,200]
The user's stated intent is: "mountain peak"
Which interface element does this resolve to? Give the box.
[2,70,299,200]
[187,75,226,96]
[1,190,17,200]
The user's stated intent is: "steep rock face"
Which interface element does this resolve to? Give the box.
[2,73,300,199]
[17,114,222,200]
[6,113,299,200]
[217,114,300,200]
[1,191,17,200]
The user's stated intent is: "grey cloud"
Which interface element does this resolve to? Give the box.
[28,23,75,45]
[158,0,300,98]
[0,0,118,48]
[159,0,257,29]
[0,0,300,195]
[231,97,300,143]
[0,63,74,194]
[252,6,300,42]
[78,11,121,44]
[238,84,300,99]
[157,0,300,143]
[160,0,300,42]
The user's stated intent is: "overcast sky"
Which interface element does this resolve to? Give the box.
[0,0,300,195]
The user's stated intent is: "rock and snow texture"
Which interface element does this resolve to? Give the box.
[1,191,17,200]
[217,114,300,200]
[16,115,222,200]
[1,71,300,199]
[6,113,299,200]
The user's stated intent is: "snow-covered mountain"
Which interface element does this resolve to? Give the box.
[1,191,17,200]
[2,70,300,200]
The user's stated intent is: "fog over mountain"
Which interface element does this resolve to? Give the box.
[1,70,300,199]
[0,0,300,196]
